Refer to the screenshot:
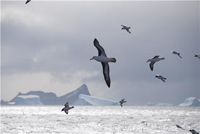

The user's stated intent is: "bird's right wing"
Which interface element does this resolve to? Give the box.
[149,62,155,71]
[93,38,107,57]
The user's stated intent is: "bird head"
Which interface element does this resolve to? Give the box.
[90,56,94,60]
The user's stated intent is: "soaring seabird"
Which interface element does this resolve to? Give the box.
[146,55,165,71]
[90,38,116,88]
[61,102,74,114]
[121,25,131,34]
[155,74,167,82]
[189,129,199,134]
[119,98,127,107]
[193,52,200,59]
[25,0,31,4]
[171,50,182,58]
[175,124,185,130]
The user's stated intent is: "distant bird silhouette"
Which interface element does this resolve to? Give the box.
[25,0,31,4]
[119,98,127,107]
[155,74,167,82]
[175,124,185,130]
[193,52,200,59]
[146,55,165,71]
[121,25,131,34]
[90,38,116,88]
[61,102,74,114]
[189,129,199,134]
[171,50,182,58]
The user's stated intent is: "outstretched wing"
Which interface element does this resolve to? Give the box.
[93,38,107,57]
[153,55,159,59]
[101,63,111,88]
[64,102,69,107]
[127,29,131,34]
[25,0,31,4]
[149,62,155,71]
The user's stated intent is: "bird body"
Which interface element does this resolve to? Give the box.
[90,56,116,63]
[121,25,131,34]
[147,56,165,71]
[90,38,116,88]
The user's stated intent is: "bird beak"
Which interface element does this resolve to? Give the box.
[90,58,93,60]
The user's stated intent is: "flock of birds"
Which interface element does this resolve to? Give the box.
[24,1,199,133]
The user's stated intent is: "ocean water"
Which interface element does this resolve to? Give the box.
[1,106,199,134]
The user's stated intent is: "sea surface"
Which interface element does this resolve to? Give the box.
[1,106,200,134]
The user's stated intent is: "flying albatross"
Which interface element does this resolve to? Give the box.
[171,50,182,58]
[189,129,199,134]
[193,52,200,59]
[155,74,167,82]
[61,102,74,114]
[90,38,116,88]
[121,25,131,34]
[146,55,165,71]
[25,0,31,4]
[119,98,127,107]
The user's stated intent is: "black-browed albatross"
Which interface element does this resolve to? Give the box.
[119,98,127,107]
[155,74,167,82]
[61,102,74,114]
[193,52,200,59]
[146,55,165,71]
[121,25,131,34]
[90,38,116,88]
[171,50,182,58]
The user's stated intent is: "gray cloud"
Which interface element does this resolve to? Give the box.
[1,1,199,105]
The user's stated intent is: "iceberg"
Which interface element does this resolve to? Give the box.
[14,95,43,105]
[179,97,200,107]
[73,94,119,106]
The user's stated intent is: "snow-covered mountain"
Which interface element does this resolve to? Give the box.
[73,94,119,106]
[1,84,90,105]
[179,97,200,107]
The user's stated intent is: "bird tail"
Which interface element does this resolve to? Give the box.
[110,58,117,63]
[161,58,165,60]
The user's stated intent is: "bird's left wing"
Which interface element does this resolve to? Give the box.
[101,63,111,88]
[149,62,155,71]
[65,102,69,107]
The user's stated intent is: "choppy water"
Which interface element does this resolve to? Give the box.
[1,106,200,134]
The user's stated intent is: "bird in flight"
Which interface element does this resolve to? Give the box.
[61,102,74,114]
[121,25,131,34]
[119,98,127,107]
[171,50,182,58]
[90,38,116,88]
[146,55,165,71]
[155,74,167,82]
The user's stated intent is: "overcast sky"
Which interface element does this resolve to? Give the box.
[1,1,199,105]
